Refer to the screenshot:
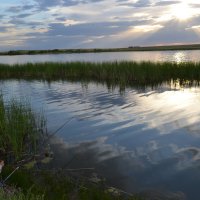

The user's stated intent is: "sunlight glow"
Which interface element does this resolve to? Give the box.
[165,91,195,107]
[173,52,186,63]
[170,2,194,21]
[131,25,163,33]
[127,87,200,135]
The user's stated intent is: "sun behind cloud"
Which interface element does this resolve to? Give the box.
[170,2,194,21]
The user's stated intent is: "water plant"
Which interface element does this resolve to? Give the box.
[0,94,45,162]
[0,189,44,200]
[0,94,142,200]
[0,61,200,88]
[1,168,142,200]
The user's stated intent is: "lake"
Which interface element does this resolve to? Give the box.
[1,50,200,64]
[1,79,200,199]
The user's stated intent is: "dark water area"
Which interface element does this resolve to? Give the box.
[1,50,200,64]
[1,80,200,199]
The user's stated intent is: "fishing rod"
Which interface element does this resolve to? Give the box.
[0,115,87,189]
[0,166,20,187]
[47,117,74,139]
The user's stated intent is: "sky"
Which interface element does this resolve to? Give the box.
[1,0,200,50]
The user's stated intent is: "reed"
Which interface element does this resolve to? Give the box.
[0,61,200,87]
[0,95,45,161]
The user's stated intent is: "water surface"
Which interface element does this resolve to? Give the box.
[1,80,200,199]
[1,50,200,64]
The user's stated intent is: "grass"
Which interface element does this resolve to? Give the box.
[1,168,142,200]
[0,95,45,162]
[0,94,142,200]
[0,189,44,200]
[0,61,200,88]
[1,61,188,199]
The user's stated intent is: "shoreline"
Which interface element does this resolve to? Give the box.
[1,44,200,56]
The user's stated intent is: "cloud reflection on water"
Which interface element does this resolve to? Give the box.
[1,80,200,199]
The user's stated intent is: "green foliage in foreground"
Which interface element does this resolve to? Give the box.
[0,61,200,87]
[0,96,141,200]
[0,189,44,200]
[0,95,45,161]
[2,168,141,200]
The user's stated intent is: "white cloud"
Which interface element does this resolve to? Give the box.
[1,0,200,50]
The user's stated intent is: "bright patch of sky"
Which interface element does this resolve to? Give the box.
[1,0,200,50]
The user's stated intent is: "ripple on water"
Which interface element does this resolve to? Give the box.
[1,80,200,199]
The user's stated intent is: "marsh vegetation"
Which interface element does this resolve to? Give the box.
[1,60,199,199]
[0,61,200,88]
[0,95,45,162]
[0,94,142,200]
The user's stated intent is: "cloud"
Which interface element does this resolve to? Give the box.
[8,18,42,28]
[116,0,152,7]
[0,26,7,32]
[34,0,63,9]
[1,0,200,50]
[134,0,151,7]
[45,19,151,36]
[6,5,34,13]
[189,3,200,8]
[0,15,5,19]
[143,20,200,45]
[155,1,181,6]
[15,13,33,18]
[33,0,104,10]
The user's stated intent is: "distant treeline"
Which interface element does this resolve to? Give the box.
[1,44,200,55]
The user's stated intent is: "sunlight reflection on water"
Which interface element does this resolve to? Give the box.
[1,50,200,64]
[173,52,186,63]
[1,80,200,199]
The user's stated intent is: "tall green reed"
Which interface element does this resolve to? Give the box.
[1,61,200,88]
[0,94,45,161]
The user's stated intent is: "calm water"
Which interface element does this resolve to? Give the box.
[1,80,200,199]
[1,50,200,64]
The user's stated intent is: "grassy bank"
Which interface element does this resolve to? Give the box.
[0,189,44,200]
[0,95,141,199]
[2,168,141,200]
[0,95,45,162]
[0,61,200,87]
[1,44,200,55]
